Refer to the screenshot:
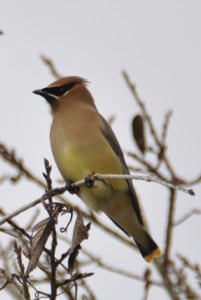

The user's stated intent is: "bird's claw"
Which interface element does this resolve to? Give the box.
[65,180,79,194]
[85,173,95,188]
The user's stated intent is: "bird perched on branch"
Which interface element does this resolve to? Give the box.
[33,76,161,262]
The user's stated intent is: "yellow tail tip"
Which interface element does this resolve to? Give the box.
[144,248,162,263]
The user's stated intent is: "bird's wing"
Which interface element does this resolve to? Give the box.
[99,114,144,226]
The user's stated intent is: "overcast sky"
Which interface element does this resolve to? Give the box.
[0,1,201,299]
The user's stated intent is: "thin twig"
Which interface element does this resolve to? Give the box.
[80,279,97,300]
[161,110,173,146]
[43,159,58,300]
[0,172,194,227]
[156,110,173,167]
[0,186,67,226]
[122,71,188,182]
[40,54,62,79]
[90,173,194,195]
[78,246,163,286]
[127,151,168,181]
[164,190,176,269]
[187,174,201,186]
[50,225,57,300]
[174,209,201,226]
[122,71,161,147]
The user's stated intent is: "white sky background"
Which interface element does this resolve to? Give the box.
[0,1,201,299]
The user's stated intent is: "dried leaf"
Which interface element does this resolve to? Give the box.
[68,245,81,274]
[26,218,53,276]
[68,212,90,273]
[132,114,146,154]
[71,212,90,250]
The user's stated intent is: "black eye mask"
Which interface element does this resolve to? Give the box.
[42,82,76,97]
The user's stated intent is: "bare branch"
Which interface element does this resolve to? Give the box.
[174,209,201,226]
[40,54,62,79]
[163,190,176,269]
[89,173,195,196]
[161,110,173,146]
[79,245,163,286]
[122,71,193,183]
[0,172,194,227]
[122,70,161,147]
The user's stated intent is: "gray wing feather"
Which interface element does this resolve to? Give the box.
[99,114,144,226]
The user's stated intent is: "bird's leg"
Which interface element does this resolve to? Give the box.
[65,180,79,194]
[85,173,96,188]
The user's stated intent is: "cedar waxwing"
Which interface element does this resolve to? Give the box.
[33,76,161,262]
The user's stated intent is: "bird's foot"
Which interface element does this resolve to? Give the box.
[65,180,79,194]
[85,173,96,188]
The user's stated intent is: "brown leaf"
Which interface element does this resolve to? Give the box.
[26,218,53,276]
[132,114,146,154]
[68,245,81,274]
[71,212,90,251]
[68,212,90,273]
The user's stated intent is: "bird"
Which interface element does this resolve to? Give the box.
[33,76,161,262]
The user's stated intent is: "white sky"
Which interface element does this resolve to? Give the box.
[0,1,201,299]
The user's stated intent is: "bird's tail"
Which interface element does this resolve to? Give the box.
[134,228,162,263]
[104,193,162,262]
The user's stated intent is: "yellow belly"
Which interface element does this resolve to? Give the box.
[50,131,128,211]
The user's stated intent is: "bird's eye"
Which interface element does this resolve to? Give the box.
[59,86,66,94]
[60,82,76,95]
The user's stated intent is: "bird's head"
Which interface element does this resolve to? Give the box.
[33,76,88,109]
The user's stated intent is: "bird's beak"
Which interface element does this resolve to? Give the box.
[32,89,46,96]
[33,88,58,109]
